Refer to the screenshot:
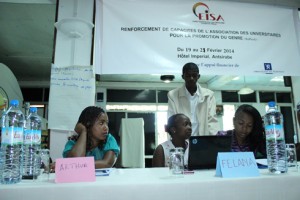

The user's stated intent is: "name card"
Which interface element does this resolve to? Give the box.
[216,152,260,178]
[55,157,96,183]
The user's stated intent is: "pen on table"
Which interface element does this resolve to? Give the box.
[96,169,111,173]
[184,170,194,174]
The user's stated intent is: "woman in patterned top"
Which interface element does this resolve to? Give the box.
[62,106,120,168]
[152,113,192,167]
[217,104,266,159]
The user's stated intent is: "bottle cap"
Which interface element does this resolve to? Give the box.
[10,99,19,106]
[268,101,276,107]
[29,107,37,113]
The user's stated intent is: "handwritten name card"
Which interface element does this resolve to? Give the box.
[55,157,96,183]
[216,152,260,178]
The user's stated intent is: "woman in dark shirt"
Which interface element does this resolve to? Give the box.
[217,104,266,159]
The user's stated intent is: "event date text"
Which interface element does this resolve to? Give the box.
[178,47,235,53]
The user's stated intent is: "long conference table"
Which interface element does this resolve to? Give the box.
[1,167,300,200]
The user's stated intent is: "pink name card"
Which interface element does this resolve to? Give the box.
[55,157,96,183]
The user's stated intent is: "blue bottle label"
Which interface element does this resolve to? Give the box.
[1,127,24,145]
[265,124,284,140]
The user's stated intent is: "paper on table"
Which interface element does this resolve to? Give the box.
[256,159,268,169]
[95,168,112,176]
[216,152,260,178]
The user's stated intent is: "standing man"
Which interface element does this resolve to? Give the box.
[167,62,219,136]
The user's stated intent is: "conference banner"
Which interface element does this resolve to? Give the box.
[96,0,300,76]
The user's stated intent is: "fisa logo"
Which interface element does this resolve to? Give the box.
[264,63,272,71]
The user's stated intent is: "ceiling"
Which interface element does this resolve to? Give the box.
[0,0,299,92]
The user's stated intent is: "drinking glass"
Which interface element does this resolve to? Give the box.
[169,147,184,176]
[35,149,50,181]
[286,144,298,172]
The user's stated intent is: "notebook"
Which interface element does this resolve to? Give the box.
[187,135,232,170]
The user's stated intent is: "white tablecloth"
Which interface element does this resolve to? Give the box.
[1,167,300,200]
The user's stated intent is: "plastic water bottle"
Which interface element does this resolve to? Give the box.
[22,107,42,179]
[0,107,6,146]
[0,99,24,184]
[264,101,287,174]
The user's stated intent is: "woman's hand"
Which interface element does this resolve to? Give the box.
[74,123,87,135]
[67,123,88,158]
[50,162,56,173]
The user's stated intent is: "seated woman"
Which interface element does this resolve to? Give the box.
[152,113,192,167]
[217,104,266,159]
[62,106,120,168]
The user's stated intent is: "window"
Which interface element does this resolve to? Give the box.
[276,92,292,103]
[259,92,275,103]
[21,88,44,102]
[280,106,295,143]
[106,112,125,144]
[157,111,168,145]
[157,90,169,103]
[222,105,235,131]
[107,89,156,103]
[240,92,256,102]
[21,87,49,103]
[221,91,238,102]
